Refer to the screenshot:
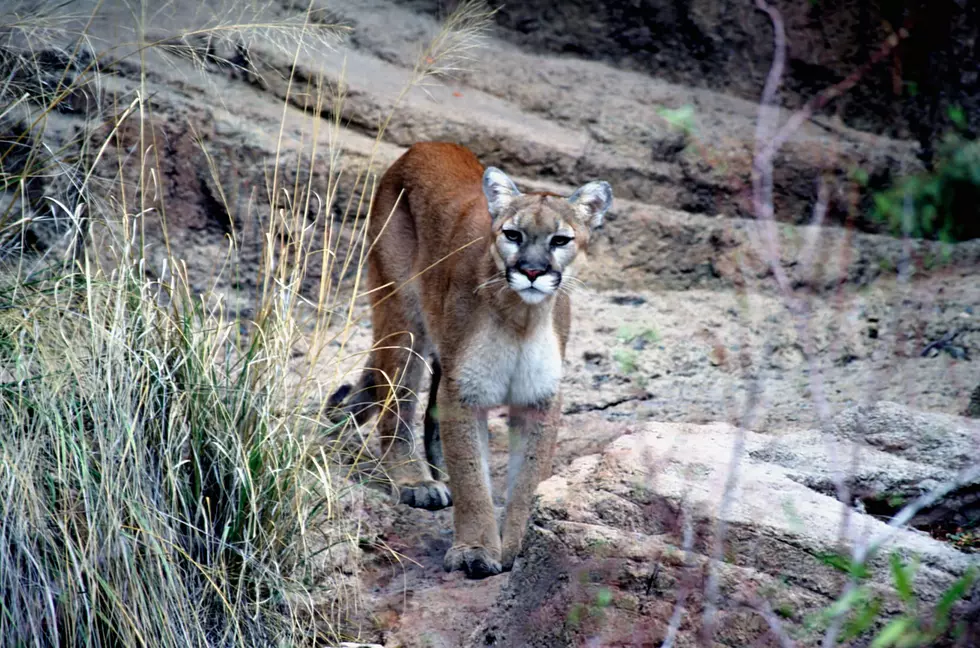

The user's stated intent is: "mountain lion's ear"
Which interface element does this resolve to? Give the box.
[483,167,521,220]
[568,181,613,231]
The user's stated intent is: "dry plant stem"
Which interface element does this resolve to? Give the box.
[699,382,758,642]
[0,2,398,637]
[749,0,854,546]
[316,2,495,375]
[820,461,980,648]
[863,463,980,564]
[0,0,103,173]
[756,15,911,165]
[751,0,793,301]
[820,199,920,646]
[699,250,770,644]
[792,183,856,530]
[660,501,696,648]
[742,8,838,644]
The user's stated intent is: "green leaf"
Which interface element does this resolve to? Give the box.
[873,193,895,220]
[612,349,638,374]
[817,552,870,580]
[889,553,914,605]
[934,566,977,624]
[841,596,883,642]
[817,552,851,573]
[825,586,869,619]
[886,493,907,508]
[850,166,870,186]
[657,104,697,135]
[896,630,927,648]
[596,587,613,607]
[871,617,913,648]
[947,104,966,130]
[616,325,660,344]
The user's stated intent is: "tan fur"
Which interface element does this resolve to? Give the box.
[340,142,611,578]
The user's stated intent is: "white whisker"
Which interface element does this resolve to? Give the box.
[474,274,506,294]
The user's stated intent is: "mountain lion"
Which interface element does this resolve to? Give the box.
[332,142,612,578]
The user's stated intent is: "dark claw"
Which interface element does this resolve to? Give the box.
[443,545,502,579]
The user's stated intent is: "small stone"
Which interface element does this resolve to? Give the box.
[583,351,604,365]
[611,295,646,306]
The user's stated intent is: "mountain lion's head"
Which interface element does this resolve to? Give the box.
[483,167,612,305]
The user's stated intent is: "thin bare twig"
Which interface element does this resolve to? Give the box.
[821,461,980,648]
[820,169,925,648]
[660,501,696,648]
[756,22,912,167]
[700,249,771,643]
[859,463,980,565]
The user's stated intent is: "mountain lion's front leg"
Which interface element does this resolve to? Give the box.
[439,382,501,579]
[500,398,560,570]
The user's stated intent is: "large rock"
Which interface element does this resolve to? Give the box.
[468,421,978,647]
[830,401,980,472]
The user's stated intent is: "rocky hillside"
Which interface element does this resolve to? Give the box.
[2,0,978,645]
[400,0,980,163]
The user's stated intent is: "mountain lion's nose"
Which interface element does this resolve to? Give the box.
[522,268,545,280]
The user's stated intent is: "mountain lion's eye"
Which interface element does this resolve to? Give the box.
[550,235,572,247]
[503,230,523,244]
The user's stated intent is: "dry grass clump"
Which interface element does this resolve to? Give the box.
[0,253,353,646]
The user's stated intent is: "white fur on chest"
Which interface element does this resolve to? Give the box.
[454,320,562,408]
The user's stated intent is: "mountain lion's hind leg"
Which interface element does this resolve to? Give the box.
[370,309,451,511]
[423,356,447,481]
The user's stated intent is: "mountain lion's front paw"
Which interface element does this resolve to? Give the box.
[443,544,502,579]
[396,480,452,510]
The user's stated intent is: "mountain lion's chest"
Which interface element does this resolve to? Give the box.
[453,320,562,408]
